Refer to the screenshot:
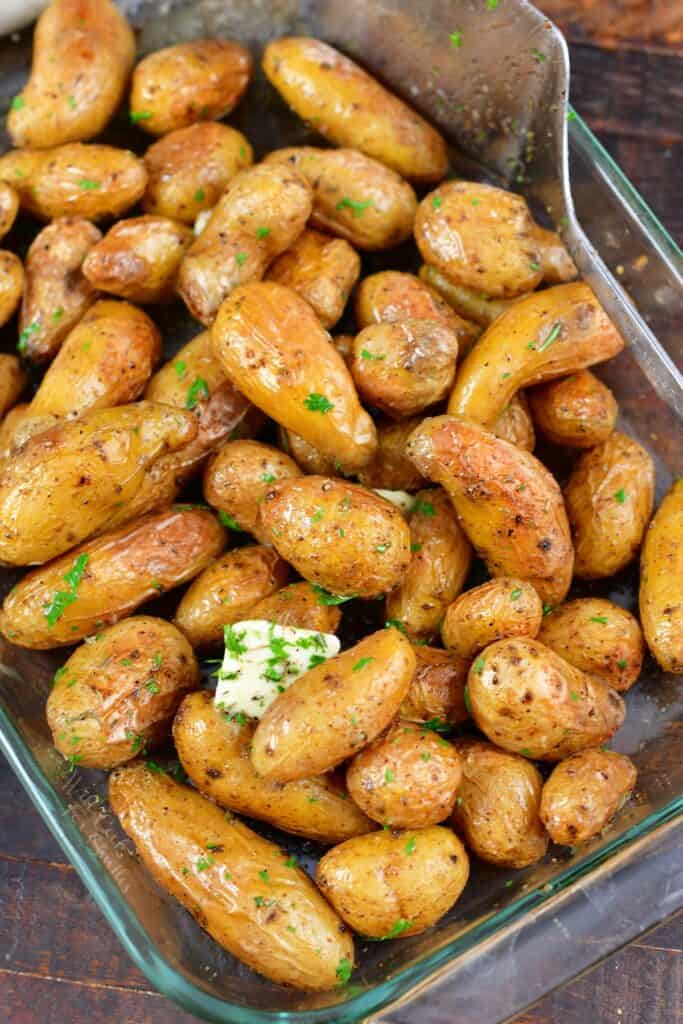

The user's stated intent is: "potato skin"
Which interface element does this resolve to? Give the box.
[251,629,416,782]
[0,404,29,459]
[266,228,360,329]
[248,581,341,634]
[82,216,193,303]
[407,416,573,605]
[0,507,225,648]
[317,826,469,938]
[173,545,289,649]
[0,355,26,419]
[278,427,337,476]
[533,225,578,284]
[47,616,199,769]
[0,182,19,240]
[109,764,354,991]
[0,250,23,327]
[639,478,683,674]
[263,38,447,183]
[441,578,542,660]
[452,740,548,868]
[211,282,376,472]
[401,646,470,725]
[7,0,135,149]
[357,417,426,492]
[355,271,477,346]
[419,264,513,328]
[493,392,535,452]
[468,638,626,761]
[528,370,617,448]
[565,432,654,579]
[540,749,637,845]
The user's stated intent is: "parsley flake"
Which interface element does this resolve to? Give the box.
[431,195,443,209]
[413,499,435,516]
[614,489,627,504]
[193,187,205,202]
[78,179,101,190]
[11,96,24,111]
[382,918,413,940]
[311,584,355,606]
[353,657,374,672]
[235,252,247,266]
[617,658,628,670]
[336,957,352,984]
[405,836,416,856]
[473,656,485,674]
[336,197,372,218]
[130,110,153,124]
[304,392,334,414]
[510,587,522,600]
[590,615,609,625]
[464,684,472,712]
[52,306,65,322]
[360,348,386,361]
[449,31,463,48]
[219,510,243,531]
[186,376,209,409]
[256,226,271,239]
[196,855,214,872]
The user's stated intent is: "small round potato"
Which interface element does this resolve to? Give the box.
[277,427,337,476]
[248,581,342,635]
[419,263,514,327]
[401,646,470,726]
[0,250,23,327]
[266,228,360,329]
[357,418,426,492]
[540,749,637,845]
[317,826,469,939]
[82,216,193,303]
[47,616,199,769]
[528,369,618,448]
[0,355,26,418]
[441,578,543,660]
[640,478,683,674]
[492,393,536,452]
[0,182,19,240]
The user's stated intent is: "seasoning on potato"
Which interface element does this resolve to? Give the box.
[401,645,470,726]
[266,228,360,329]
[357,417,426,492]
[0,354,26,419]
[540,749,636,845]
[639,477,683,674]
[82,216,193,303]
[441,578,543,660]
[0,182,19,240]
[248,581,342,635]
[492,392,536,452]
[0,250,23,328]
[528,369,618,448]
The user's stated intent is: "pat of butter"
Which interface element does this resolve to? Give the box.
[214,620,340,720]
[374,489,416,515]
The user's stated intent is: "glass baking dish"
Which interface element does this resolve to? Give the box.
[0,2,681,1023]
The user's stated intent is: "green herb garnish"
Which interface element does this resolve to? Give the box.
[186,376,209,409]
[304,392,334,414]
[336,197,372,218]
[353,657,374,672]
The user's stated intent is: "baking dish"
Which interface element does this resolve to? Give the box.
[0,2,681,1023]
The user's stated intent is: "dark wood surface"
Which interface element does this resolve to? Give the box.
[1,5,681,1024]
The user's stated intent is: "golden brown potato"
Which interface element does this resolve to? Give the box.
[640,478,683,674]
[248,581,342,635]
[251,628,415,782]
[492,392,536,452]
[407,416,573,605]
[317,826,469,939]
[277,428,338,476]
[356,418,426,492]
[259,476,411,599]
[18,217,101,364]
[263,38,447,183]
[447,282,625,428]
[385,487,472,641]
[533,224,578,284]
[452,740,548,868]
[173,545,289,649]
[0,355,26,418]
[332,333,354,364]
[143,122,253,223]
[82,216,193,303]
[468,638,626,761]
[565,432,654,579]
[441,578,542,660]
[0,182,19,240]
[212,282,377,472]
[528,370,617,448]
[538,598,643,692]
[7,0,135,148]
[540,749,637,845]
[109,764,354,991]
[0,250,23,327]
[47,616,199,769]
[264,147,417,251]
[178,163,312,324]
[130,40,252,136]
[0,506,225,648]
[0,403,29,459]
[174,691,373,843]
[266,228,360,329]
[419,264,514,327]
[401,646,470,726]
[0,144,147,222]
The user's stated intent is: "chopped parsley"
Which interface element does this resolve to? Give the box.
[376,543,390,553]
[174,359,187,379]
[336,197,372,218]
[78,179,101,190]
[145,679,160,694]
[422,717,450,733]
[261,472,276,483]
[590,615,608,625]
[304,392,334,414]
[235,252,247,266]
[17,319,40,353]
[410,542,422,553]
[473,656,485,674]
[413,499,435,516]
[224,624,248,657]
[528,321,562,352]
[130,110,153,124]
[420,751,431,762]
[510,587,522,600]
[185,376,210,409]
[360,348,386,361]
[531,47,547,63]
[193,187,205,202]
[353,657,374,672]
[530,261,541,271]
[385,619,407,634]
[464,684,472,712]
[154,652,163,668]
[284,855,298,868]
[336,957,352,984]
[487,0,500,8]
[43,554,89,627]
[311,584,355,606]
[256,226,271,239]
[542,603,554,616]
[570,691,579,702]
[449,31,463,48]
[519,747,532,757]
[52,306,65,322]
[11,96,24,111]
[53,666,67,685]
[311,506,325,523]
[405,836,416,855]
[258,869,270,884]
[219,510,243,530]
[384,769,394,783]
[567,110,577,122]
[382,918,413,940]
[125,730,144,754]
[614,489,627,504]
[196,855,214,872]
[431,195,443,209]
[617,658,628,670]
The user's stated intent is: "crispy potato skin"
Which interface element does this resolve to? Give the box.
[174,691,373,842]
[492,392,535,452]
[386,487,472,641]
[401,645,470,725]
[173,545,289,649]
[109,764,353,991]
[357,417,426,492]
[407,416,573,605]
[82,216,193,303]
[0,355,26,419]
[0,182,19,240]
[640,478,683,674]
[0,250,23,327]
[468,638,626,761]
[251,629,416,782]
[441,578,542,660]
[266,228,360,329]
[419,264,514,328]
[528,370,617,448]
[533,225,578,284]
[263,38,447,183]
[540,749,636,845]
[0,507,225,648]
[47,616,199,769]
[248,581,341,634]
[452,740,548,868]
[447,283,624,428]
[7,0,135,148]
[565,432,654,579]
[259,476,411,599]
[317,826,469,938]
[212,282,377,472]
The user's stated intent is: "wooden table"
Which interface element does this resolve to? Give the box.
[1,3,681,1022]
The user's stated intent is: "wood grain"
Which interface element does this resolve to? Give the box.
[538,0,683,53]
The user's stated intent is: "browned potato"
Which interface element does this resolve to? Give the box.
[317,826,469,939]
[109,764,354,991]
[263,38,447,183]
[203,440,302,543]
[419,264,514,327]
[528,370,617,448]
[332,333,354,364]
[259,476,411,599]
[640,478,683,674]
[47,616,199,769]
[130,40,252,136]
[493,393,536,452]
[441,578,542,660]
[357,417,426,492]
[212,282,377,472]
[0,250,23,327]
[143,122,253,223]
[264,147,417,250]
[0,354,26,418]
[533,224,578,284]
[401,646,470,726]
[0,506,225,648]
[277,427,338,476]
[266,229,360,329]
[82,216,193,303]
[248,581,342,635]
[173,545,289,649]
[0,403,29,459]
[178,164,312,324]
[467,638,626,761]
[174,691,373,843]
[7,0,135,148]
[540,749,637,845]
[0,182,19,240]
[18,217,101,363]
[407,416,573,605]
[452,740,548,868]
[0,144,147,222]
[565,432,654,579]
[386,487,472,641]
[251,628,415,782]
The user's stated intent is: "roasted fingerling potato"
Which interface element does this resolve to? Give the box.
[266,228,360,329]
[0,355,26,418]
[419,263,514,327]
[492,392,536,452]
[0,182,19,240]
[639,477,683,674]
[441,578,543,660]
[82,216,193,303]
[540,749,637,845]
[528,369,618,448]
[401,645,470,726]
[356,417,426,492]
[0,250,23,327]
[0,404,29,460]
[277,427,338,476]
[248,581,342,635]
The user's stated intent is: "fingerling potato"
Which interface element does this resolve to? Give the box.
[528,369,617,448]
[248,581,342,634]
[639,478,683,674]
[0,182,19,240]
[0,354,26,418]
[266,228,360,329]
[0,403,29,459]
[540,749,636,845]
[533,224,578,284]
[441,578,542,660]
[357,417,426,492]
[277,428,337,476]
[492,392,535,452]
[419,263,514,327]
[82,216,193,303]
[0,250,23,327]
[401,645,470,726]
